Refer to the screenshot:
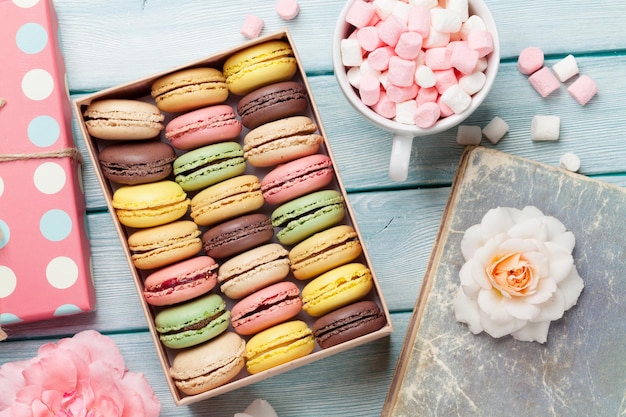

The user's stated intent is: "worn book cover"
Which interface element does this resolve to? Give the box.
[382,146,625,417]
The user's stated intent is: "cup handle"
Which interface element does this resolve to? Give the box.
[388,134,414,182]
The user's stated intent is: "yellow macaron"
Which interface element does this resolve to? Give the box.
[223,40,298,96]
[301,263,373,317]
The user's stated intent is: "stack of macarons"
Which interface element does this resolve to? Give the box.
[81,37,389,398]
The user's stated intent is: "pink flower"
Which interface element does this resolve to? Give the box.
[0,330,160,417]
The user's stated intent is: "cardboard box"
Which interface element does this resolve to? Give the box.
[0,0,96,326]
[74,31,393,406]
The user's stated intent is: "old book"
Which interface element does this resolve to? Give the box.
[382,146,626,417]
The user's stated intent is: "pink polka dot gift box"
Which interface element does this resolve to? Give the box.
[0,0,96,326]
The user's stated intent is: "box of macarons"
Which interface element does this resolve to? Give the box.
[74,30,393,405]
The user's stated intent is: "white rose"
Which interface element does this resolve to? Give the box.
[453,206,584,343]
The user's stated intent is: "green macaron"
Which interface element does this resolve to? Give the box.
[173,141,246,191]
[271,189,346,246]
[154,293,230,349]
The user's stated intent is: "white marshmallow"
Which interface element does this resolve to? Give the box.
[482,116,509,144]
[440,84,471,114]
[459,15,486,40]
[430,8,462,33]
[347,66,362,88]
[456,125,482,145]
[415,64,437,88]
[445,0,469,22]
[559,152,581,172]
[552,54,579,82]
[458,71,486,95]
[408,0,438,8]
[531,115,560,141]
[391,1,412,24]
[474,57,488,72]
[394,100,417,124]
[422,28,450,48]
[341,38,363,67]
[373,0,397,19]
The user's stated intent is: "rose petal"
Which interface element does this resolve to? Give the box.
[480,207,516,241]
[524,276,557,304]
[477,288,513,322]
[67,330,126,375]
[545,242,575,284]
[559,269,584,310]
[465,259,491,292]
[536,288,566,321]
[461,224,483,260]
[511,321,550,343]
[479,309,524,338]
[453,289,483,334]
[121,373,160,417]
[508,218,548,241]
[503,297,541,320]
[22,354,77,394]
[0,360,30,408]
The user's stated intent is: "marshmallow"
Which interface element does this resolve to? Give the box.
[357,26,384,52]
[391,1,413,24]
[560,152,581,172]
[517,46,544,75]
[367,46,394,71]
[474,57,488,72]
[409,0,438,7]
[388,56,417,87]
[482,116,509,144]
[377,15,407,46]
[407,5,431,37]
[359,74,382,106]
[456,125,482,145]
[450,41,479,74]
[372,91,396,119]
[437,97,455,117]
[275,0,300,20]
[373,0,396,20]
[346,0,377,28]
[424,47,452,70]
[567,74,597,105]
[414,101,441,128]
[445,0,469,22]
[395,31,423,59]
[440,84,472,114]
[341,38,364,67]
[386,83,418,103]
[423,28,451,49]
[430,8,462,33]
[552,54,579,82]
[458,71,486,95]
[415,65,437,88]
[346,66,362,88]
[528,67,560,97]
[416,86,438,105]
[433,68,457,94]
[467,29,494,57]
[240,15,264,39]
[395,100,417,124]
[459,15,486,40]
[531,115,560,141]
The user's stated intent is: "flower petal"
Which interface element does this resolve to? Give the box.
[22,354,77,394]
[559,269,585,310]
[120,373,160,417]
[0,360,30,409]
[536,288,566,321]
[511,321,550,344]
[461,224,483,260]
[503,297,541,320]
[477,289,513,322]
[524,276,557,304]
[545,242,575,284]
[453,289,483,335]
[479,310,524,338]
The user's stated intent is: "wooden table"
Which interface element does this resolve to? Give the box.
[3,1,625,416]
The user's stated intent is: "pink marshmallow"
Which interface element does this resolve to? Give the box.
[414,101,441,128]
[367,46,396,71]
[275,0,300,20]
[450,41,479,75]
[372,91,396,119]
[357,26,384,52]
[438,97,455,118]
[517,46,544,75]
[424,47,452,70]
[346,0,377,28]
[395,31,423,60]
[467,29,494,58]
[377,15,407,46]
[407,5,431,37]
[528,66,560,97]
[359,74,382,106]
[388,56,416,87]
[386,83,419,103]
[567,74,598,105]
[416,86,438,106]
[240,15,264,39]
[433,68,457,94]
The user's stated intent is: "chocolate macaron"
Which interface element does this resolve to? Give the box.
[98,140,176,185]
[237,81,308,129]
[202,213,274,259]
[312,301,386,349]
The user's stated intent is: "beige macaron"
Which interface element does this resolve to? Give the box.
[83,99,164,140]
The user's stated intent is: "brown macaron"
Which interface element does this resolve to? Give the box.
[202,213,274,259]
[98,140,176,185]
[237,81,308,129]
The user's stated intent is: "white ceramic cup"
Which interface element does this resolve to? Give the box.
[332,0,500,181]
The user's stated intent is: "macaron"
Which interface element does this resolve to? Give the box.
[245,320,315,374]
[271,189,346,246]
[98,140,176,185]
[217,243,290,299]
[155,293,230,349]
[111,180,189,228]
[128,220,202,270]
[237,81,308,129]
[190,175,264,227]
[83,99,164,140]
[201,213,274,259]
[301,263,373,317]
[261,154,334,205]
[223,40,298,96]
[170,331,245,395]
[165,104,242,150]
[151,67,229,113]
[312,301,387,349]
[173,141,246,192]
[289,225,363,280]
[143,256,218,306]
[231,281,302,336]
[243,116,324,167]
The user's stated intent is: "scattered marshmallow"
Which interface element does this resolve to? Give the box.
[567,74,597,105]
[441,84,471,114]
[235,399,279,417]
[559,152,581,172]
[346,0,377,28]
[240,15,264,39]
[482,116,509,144]
[517,46,544,75]
[414,101,441,128]
[456,125,482,145]
[531,115,560,141]
[528,66,560,97]
[552,54,579,82]
[275,0,300,20]
[341,38,364,67]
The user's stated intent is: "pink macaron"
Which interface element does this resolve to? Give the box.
[143,256,218,306]
[261,154,334,205]
[165,104,242,150]
[230,281,302,335]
